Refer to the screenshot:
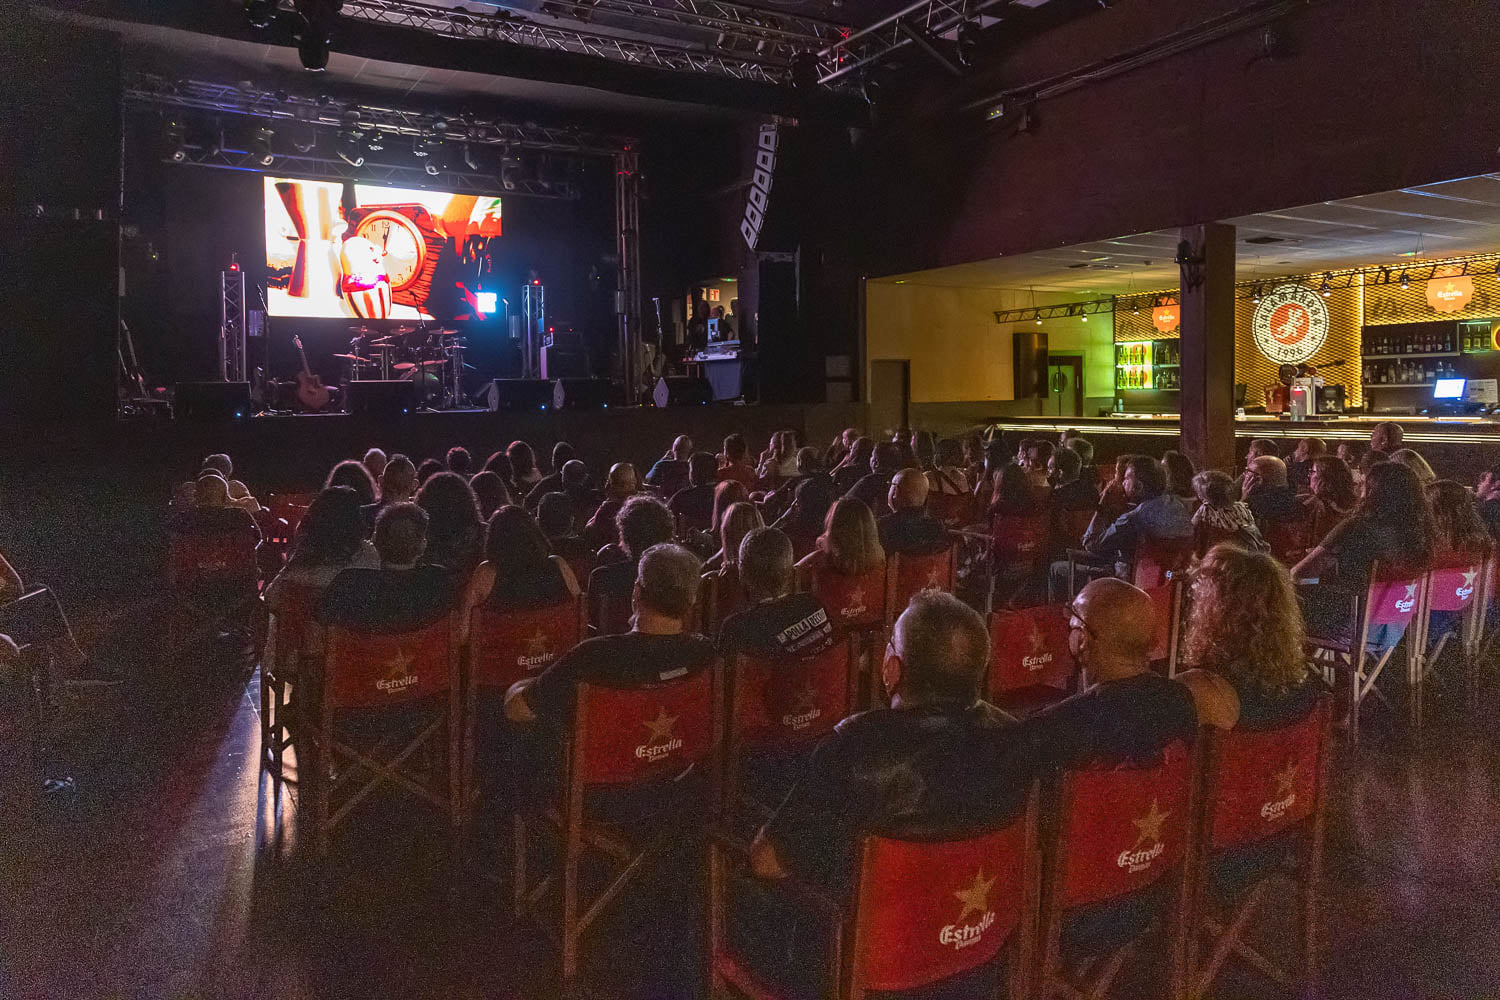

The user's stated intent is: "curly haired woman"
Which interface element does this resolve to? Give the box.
[1175,544,1322,731]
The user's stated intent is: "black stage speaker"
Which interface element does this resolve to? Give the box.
[553,377,616,410]
[487,378,556,412]
[653,376,714,408]
[174,382,251,422]
[540,345,590,379]
[1012,332,1049,400]
[347,379,417,415]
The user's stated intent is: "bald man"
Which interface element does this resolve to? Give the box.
[1242,455,1302,523]
[877,468,949,556]
[1017,578,1197,770]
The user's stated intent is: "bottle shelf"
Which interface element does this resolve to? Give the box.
[1359,351,1459,360]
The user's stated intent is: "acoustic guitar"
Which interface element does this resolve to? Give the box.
[293,335,331,411]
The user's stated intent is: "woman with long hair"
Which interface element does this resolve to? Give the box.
[1176,544,1319,730]
[469,471,512,519]
[507,440,543,492]
[1427,479,1490,565]
[1307,454,1358,541]
[988,462,1036,517]
[1162,450,1197,503]
[325,459,377,506]
[771,475,836,560]
[1390,448,1437,486]
[704,501,764,626]
[796,497,887,627]
[415,471,484,577]
[928,438,970,496]
[463,505,580,621]
[481,450,517,495]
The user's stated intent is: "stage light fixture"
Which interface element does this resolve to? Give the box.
[292,127,316,154]
[1400,271,1410,289]
[789,51,820,91]
[253,127,275,166]
[365,129,384,152]
[425,159,440,176]
[1319,274,1331,297]
[501,157,521,192]
[166,120,187,163]
[298,29,330,71]
[244,0,277,28]
[462,142,480,171]
[956,19,982,69]
[1252,285,1262,302]
[336,132,364,167]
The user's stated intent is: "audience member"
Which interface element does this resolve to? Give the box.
[761,447,825,522]
[560,460,599,519]
[469,471,511,519]
[708,500,764,575]
[200,453,259,512]
[770,475,836,560]
[988,462,1037,518]
[362,447,388,481]
[757,430,798,481]
[583,462,639,551]
[796,498,886,599]
[670,452,722,533]
[1370,420,1404,456]
[1095,453,1136,524]
[1293,460,1432,599]
[1018,578,1197,769]
[265,486,379,604]
[717,528,833,659]
[1336,440,1370,480]
[588,495,675,631]
[911,430,938,473]
[877,469,948,555]
[507,543,714,728]
[1080,455,1192,574]
[537,491,593,574]
[1426,480,1490,565]
[1048,445,1098,512]
[1190,470,1267,555]
[377,454,417,508]
[645,435,694,497]
[415,471,484,577]
[1242,456,1302,523]
[482,450,516,494]
[507,440,542,492]
[705,480,751,550]
[1286,437,1327,493]
[831,437,874,495]
[523,442,577,508]
[1358,449,1389,482]
[718,433,758,488]
[1021,439,1055,492]
[1162,450,1197,502]
[1176,545,1318,731]
[961,432,986,487]
[317,503,458,631]
[1390,448,1437,486]
[325,459,377,507]
[1308,455,1357,541]
[751,592,1025,895]
[446,446,474,477]
[1064,435,1096,480]
[463,506,581,631]
[927,438,971,496]
[1476,460,1500,540]
[415,458,443,487]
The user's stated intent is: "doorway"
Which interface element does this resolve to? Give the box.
[868,359,910,435]
[1045,355,1084,417]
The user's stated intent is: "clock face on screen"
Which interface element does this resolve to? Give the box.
[354,211,425,290]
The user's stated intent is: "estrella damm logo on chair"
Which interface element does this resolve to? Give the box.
[1457,571,1477,602]
[517,629,556,670]
[1260,759,1299,822]
[1022,621,1052,672]
[839,586,868,620]
[375,649,419,695]
[939,869,997,951]
[924,566,944,591]
[634,707,683,761]
[1394,583,1418,614]
[779,681,822,731]
[1117,798,1170,873]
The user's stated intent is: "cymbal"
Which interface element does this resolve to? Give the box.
[391,325,418,334]
[393,362,417,372]
[419,359,448,367]
[368,336,398,345]
[349,325,377,334]
[332,353,372,363]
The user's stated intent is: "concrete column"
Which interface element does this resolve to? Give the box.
[1177,223,1237,472]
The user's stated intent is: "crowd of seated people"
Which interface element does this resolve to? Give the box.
[128,414,1500,997]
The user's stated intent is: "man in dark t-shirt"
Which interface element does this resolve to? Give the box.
[645,435,694,499]
[877,469,949,556]
[588,495,675,632]
[669,452,722,533]
[507,543,715,728]
[1018,577,1196,771]
[718,527,834,661]
[751,591,1028,897]
[318,502,458,631]
[845,441,902,519]
[523,441,576,510]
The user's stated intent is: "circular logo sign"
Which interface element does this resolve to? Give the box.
[1252,284,1330,365]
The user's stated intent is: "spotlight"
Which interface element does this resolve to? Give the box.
[956,19,982,69]
[412,136,429,157]
[253,127,275,166]
[1319,273,1331,297]
[1081,312,1089,322]
[244,0,277,28]
[1400,271,1410,290]
[298,29,330,71]
[425,160,440,177]
[501,156,521,192]
[1131,301,1140,314]
[336,132,364,167]
[1035,316,1042,325]
[292,127,316,154]
[789,51,820,91]
[1252,285,1262,303]
[365,129,384,152]
[462,142,480,171]
[166,120,187,163]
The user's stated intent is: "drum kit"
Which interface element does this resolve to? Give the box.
[337,324,475,409]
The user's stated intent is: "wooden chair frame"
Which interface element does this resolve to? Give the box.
[512,664,725,987]
[1184,701,1333,998]
[709,783,1042,1000]
[260,582,324,779]
[306,614,466,858]
[166,525,266,669]
[1412,556,1488,725]
[1036,749,1201,1000]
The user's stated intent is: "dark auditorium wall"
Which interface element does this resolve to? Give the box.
[854,0,1500,277]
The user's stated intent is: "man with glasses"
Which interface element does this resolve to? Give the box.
[1019,577,1197,770]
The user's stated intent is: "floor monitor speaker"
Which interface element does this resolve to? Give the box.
[174,382,251,422]
[653,376,714,408]
[487,378,556,412]
[553,378,617,410]
[347,380,417,416]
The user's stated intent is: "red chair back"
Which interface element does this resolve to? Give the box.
[1055,508,1095,552]
[807,563,887,631]
[1131,537,1191,590]
[574,669,716,785]
[168,522,261,589]
[1057,741,1194,910]
[470,597,584,690]
[733,642,852,752]
[1428,561,1484,614]
[991,514,1049,572]
[988,605,1073,699]
[267,492,314,542]
[269,582,322,667]
[1144,579,1178,663]
[710,565,746,632]
[851,815,1031,993]
[1206,700,1329,851]
[324,615,456,710]
[889,547,956,618]
[1367,571,1423,627]
[1262,507,1316,565]
[928,491,975,528]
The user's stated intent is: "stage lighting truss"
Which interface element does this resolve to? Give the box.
[814,0,1011,84]
[270,0,848,84]
[124,73,635,158]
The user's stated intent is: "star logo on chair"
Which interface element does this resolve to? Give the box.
[1027,621,1048,655]
[925,566,943,590]
[848,586,865,608]
[642,707,677,744]
[1131,798,1170,848]
[1274,760,1299,800]
[952,868,996,924]
[525,629,551,657]
[1459,570,1478,599]
[382,648,414,680]
[791,681,820,715]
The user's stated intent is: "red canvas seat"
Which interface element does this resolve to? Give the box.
[512,667,723,986]
[469,596,585,693]
[803,562,887,635]
[166,515,265,667]
[710,786,1040,1000]
[1415,555,1487,722]
[886,546,957,625]
[1144,576,1184,672]
[988,604,1075,716]
[1187,698,1333,997]
[700,565,746,637]
[1303,563,1425,742]
[261,581,322,778]
[1039,741,1198,1000]
[305,613,465,858]
[1261,504,1318,566]
[927,490,975,529]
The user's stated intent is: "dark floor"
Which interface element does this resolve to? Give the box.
[4,602,1500,1000]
